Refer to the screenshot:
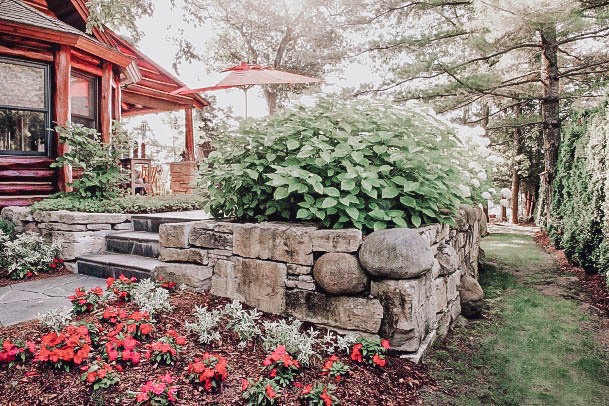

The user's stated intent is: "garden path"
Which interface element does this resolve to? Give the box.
[0,274,102,326]
[423,226,609,405]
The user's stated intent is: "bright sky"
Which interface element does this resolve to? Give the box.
[123,2,380,161]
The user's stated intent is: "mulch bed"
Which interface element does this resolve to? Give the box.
[0,268,72,288]
[0,288,432,405]
[534,231,609,317]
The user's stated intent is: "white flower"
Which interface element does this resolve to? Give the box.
[482,191,492,200]
[477,172,487,181]
[471,178,480,188]
[458,184,471,198]
[500,198,510,208]
[500,188,512,198]
[488,187,496,194]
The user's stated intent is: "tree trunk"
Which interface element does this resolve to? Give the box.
[481,102,490,222]
[511,103,523,224]
[539,25,561,227]
[500,205,507,223]
[263,88,278,115]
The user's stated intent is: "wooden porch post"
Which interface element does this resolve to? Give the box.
[101,61,113,143]
[53,44,71,192]
[184,105,195,161]
[112,77,122,121]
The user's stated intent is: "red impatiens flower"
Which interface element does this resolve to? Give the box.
[381,339,390,349]
[372,354,386,367]
[241,379,249,391]
[350,343,363,363]
[186,353,228,392]
[320,388,333,406]
[265,384,276,399]
[302,384,312,395]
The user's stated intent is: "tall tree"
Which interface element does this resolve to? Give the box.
[85,0,155,41]
[176,0,347,113]
[354,0,609,225]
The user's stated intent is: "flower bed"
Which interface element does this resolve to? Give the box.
[0,279,431,405]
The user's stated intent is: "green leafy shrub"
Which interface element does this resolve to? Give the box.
[52,122,130,199]
[549,104,609,276]
[201,98,487,231]
[31,194,208,214]
[0,219,14,237]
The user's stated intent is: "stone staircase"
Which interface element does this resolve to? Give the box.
[76,211,209,280]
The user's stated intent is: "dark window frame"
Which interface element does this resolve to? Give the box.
[70,70,99,130]
[0,56,51,156]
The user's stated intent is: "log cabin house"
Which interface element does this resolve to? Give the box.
[0,0,208,207]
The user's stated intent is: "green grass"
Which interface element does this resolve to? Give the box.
[423,233,609,406]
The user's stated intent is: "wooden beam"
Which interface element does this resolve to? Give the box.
[185,106,195,161]
[0,157,54,169]
[121,107,172,117]
[121,89,186,111]
[101,61,113,143]
[0,44,53,61]
[113,78,122,121]
[70,59,103,77]
[54,44,72,192]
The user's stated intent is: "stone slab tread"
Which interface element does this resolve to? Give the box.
[77,252,162,272]
[106,231,160,242]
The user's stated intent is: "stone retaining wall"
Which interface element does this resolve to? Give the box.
[156,205,487,360]
[1,207,132,271]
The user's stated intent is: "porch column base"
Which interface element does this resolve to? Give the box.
[169,161,198,194]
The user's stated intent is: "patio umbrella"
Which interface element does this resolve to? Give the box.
[174,62,322,118]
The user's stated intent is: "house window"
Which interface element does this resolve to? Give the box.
[0,57,50,155]
[70,71,98,129]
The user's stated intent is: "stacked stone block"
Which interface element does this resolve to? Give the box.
[169,162,198,194]
[155,205,485,360]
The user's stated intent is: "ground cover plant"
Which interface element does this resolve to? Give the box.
[201,98,491,232]
[0,276,431,405]
[0,221,64,281]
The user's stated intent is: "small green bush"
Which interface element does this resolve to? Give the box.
[52,122,130,200]
[0,231,62,279]
[0,219,15,237]
[31,194,208,214]
[201,98,486,231]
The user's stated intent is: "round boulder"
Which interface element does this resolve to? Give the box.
[359,228,434,279]
[459,274,484,318]
[313,253,368,294]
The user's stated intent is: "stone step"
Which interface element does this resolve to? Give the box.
[77,252,161,280]
[106,231,160,258]
[131,210,210,233]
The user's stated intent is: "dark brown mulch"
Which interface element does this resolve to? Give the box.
[534,231,609,317]
[0,290,432,405]
[0,269,72,288]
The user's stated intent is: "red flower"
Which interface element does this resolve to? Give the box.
[241,379,249,391]
[381,339,390,349]
[302,384,312,395]
[106,277,115,287]
[350,343,363,363]
[265,384,276,399]
[321,389,333,406]
[372,354,386,367]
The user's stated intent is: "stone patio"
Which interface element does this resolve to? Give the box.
[0,274,103,327]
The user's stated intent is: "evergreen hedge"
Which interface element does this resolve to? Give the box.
[549,103,609,275]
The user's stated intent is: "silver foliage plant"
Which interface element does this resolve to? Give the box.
[131,279,172,317]
[185,306,222,345]
[222,300,261,348]
[38,306,73,333]
[261,319,319,366]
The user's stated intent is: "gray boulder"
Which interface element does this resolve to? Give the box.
[359,228,434,279]
[313,253,368,294]
[459,275,484,318]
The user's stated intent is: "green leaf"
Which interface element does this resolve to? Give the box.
[382,187,400,199]
[296,208,311,219]
[341,179,356,191]
[321,197,337,208]
[274,187,290,200]
[411,214,422,228]
[286,139,300,150]
[324,187,340,197]
[346,206,359,220]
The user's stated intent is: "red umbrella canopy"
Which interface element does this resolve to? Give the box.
[176,62,322,94]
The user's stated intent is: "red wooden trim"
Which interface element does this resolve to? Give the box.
[0,169,55,180]
[121,89,186,111]
[54,44,72,192]
[100,61,113,143]
[0,157,54,169]
[70,59,103,76]
[0,45,53,61]
[125,84,196,105]
[185,106,195,161]
[0,183,54,194]
[113,77,122,121]
[0,22,132,67]
[121,107,171,117]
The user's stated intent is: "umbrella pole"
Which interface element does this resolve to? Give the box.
[243,87,249,119]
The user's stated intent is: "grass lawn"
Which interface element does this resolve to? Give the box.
[423,232,609,406]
